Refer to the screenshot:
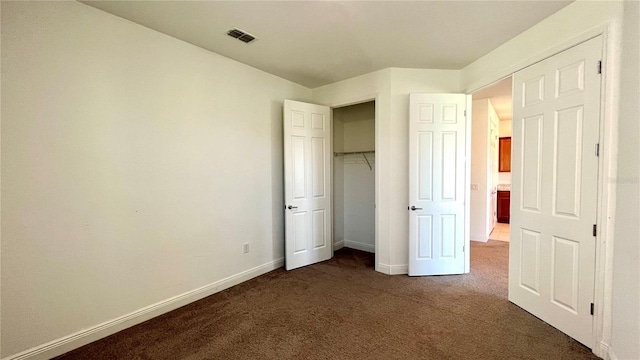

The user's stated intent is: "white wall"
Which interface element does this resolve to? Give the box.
[342,103,376,152]
[343,154,375,253]
[333,102,376,253]
[499,120,512,137]
[461,1,638,358]
[0,2,311,358]
[497,173,512,186]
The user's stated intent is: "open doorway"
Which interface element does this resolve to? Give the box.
[470,77,513,244]
[332,101,376,263]
[466,78,513,302]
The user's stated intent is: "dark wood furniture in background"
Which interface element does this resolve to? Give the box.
[497,190,510,223]
[499,137,511,172]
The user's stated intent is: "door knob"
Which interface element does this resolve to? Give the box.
[410,206,422,211]
[287,205,298,210]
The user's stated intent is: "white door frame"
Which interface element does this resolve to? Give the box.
[464,25,617,358]
[329,95,380,271]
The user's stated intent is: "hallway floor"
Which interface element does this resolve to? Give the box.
[489,223,510,242]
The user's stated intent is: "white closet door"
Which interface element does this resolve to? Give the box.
[284,100,332,270]
[509,36,602,347]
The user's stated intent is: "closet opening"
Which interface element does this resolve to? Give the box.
[332,100,376,267]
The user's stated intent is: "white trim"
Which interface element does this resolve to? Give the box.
[375,263,407,275]
[470,233,489,242]
[376,263,408,275]
[390,264,408,275]
[378,263,390,275]
[343,239,375,253]
[464,94,472,274]
[373,97,380,275]
[3,258,284,360]
[333,240,344,251]
[598,342,614,360]
[592,22,619,359]
[327,93,378,109]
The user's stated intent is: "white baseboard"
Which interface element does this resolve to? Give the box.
[598,342,611,360]
[377,263,390,274]
[3,258,284,360]
[343,239,375,253]
[333,240,344,251]
[597,341,627,360]
[377,263,408,275]
[470,233,489,242]
[390,264,408,275]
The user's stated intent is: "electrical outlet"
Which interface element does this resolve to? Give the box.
[243,243,250,254]
[471,184,479,190]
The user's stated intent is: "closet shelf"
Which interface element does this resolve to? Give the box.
[334,151,375,171]
[333,150,375,156]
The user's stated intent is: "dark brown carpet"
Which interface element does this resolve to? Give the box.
[56,241,597,359]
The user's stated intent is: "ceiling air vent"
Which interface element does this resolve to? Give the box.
[226,28,257,44]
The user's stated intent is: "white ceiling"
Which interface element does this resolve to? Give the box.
[82,1,572,89]
[473,76,513,121]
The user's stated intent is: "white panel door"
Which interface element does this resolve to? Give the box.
[509,36,602,347]
[284,100,332,270]
[409,94,469,276]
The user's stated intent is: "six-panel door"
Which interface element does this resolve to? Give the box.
[509,36,602,347]
[284,100,332,271]
[409,94,468,276]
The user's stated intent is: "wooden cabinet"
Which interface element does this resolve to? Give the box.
[497,190,510,223]
[499,137,511,172]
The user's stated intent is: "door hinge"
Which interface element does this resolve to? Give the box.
[593,224,597,237]
[464,110,467,117]
[595,143,600,157]
[597,61,602,74]
[590,303,595,315]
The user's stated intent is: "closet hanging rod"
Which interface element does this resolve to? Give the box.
[333,150,375,156]
[334,151,374,171]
